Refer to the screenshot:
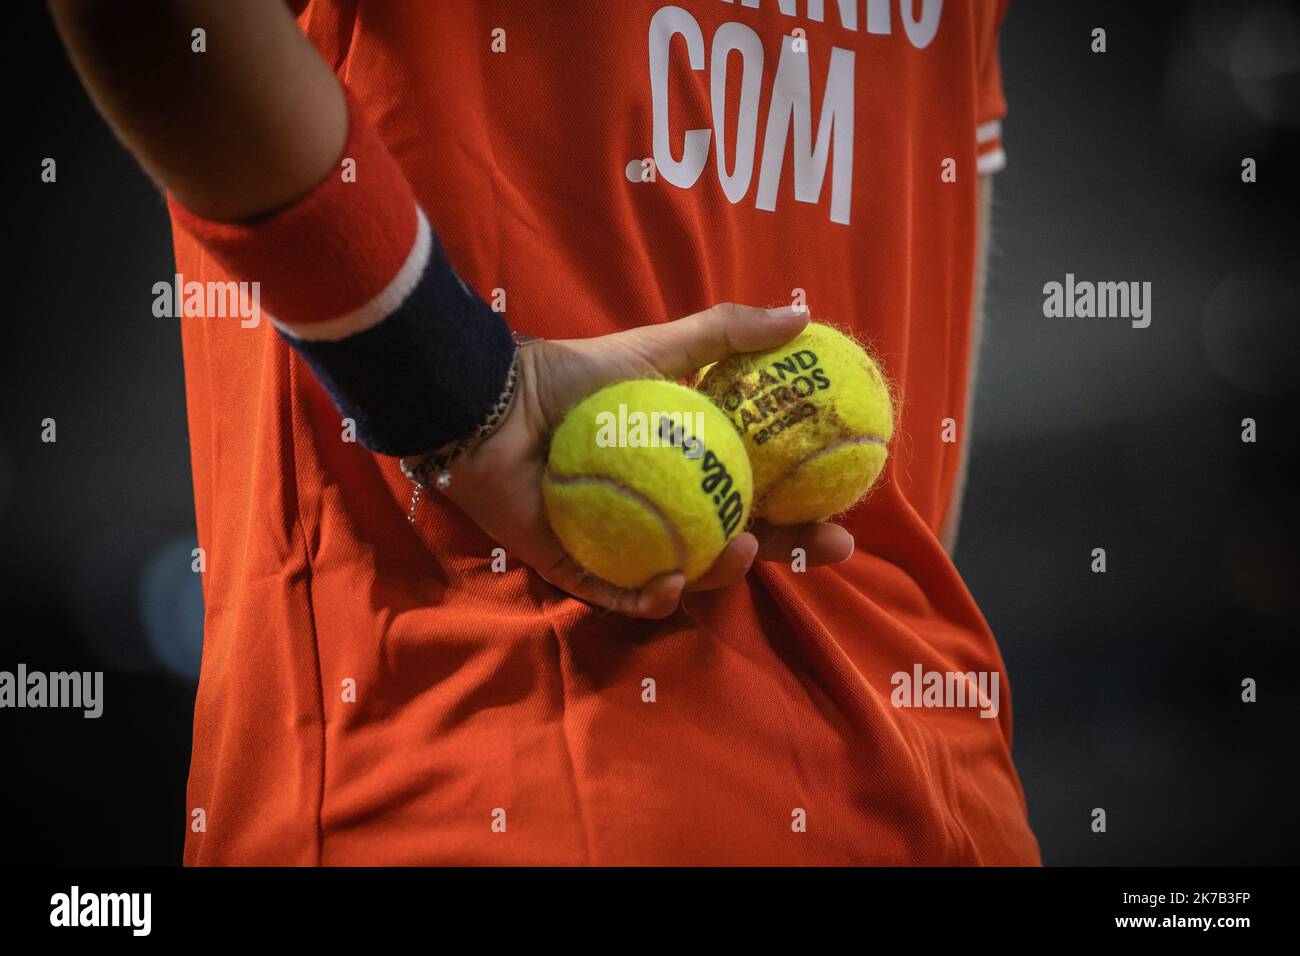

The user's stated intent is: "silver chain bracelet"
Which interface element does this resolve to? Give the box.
[399,332,538,523]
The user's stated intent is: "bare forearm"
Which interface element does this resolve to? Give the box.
[47,0,345,220]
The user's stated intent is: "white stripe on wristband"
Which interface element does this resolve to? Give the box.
[271,208,433,343]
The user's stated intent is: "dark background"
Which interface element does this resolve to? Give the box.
[1,0,1297,865]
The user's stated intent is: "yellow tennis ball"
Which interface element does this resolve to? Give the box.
[698,322,894,525]
[543,379,754,588]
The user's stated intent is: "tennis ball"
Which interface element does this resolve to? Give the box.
[697,322,893,525]
[543,379,753,588]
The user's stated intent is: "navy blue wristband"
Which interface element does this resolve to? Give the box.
[282,221,515,458]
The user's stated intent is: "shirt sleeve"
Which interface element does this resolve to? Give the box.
[975,0,1010,175]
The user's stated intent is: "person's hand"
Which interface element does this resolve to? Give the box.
[442,304,856,619]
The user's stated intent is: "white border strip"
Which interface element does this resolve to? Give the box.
[976,148,1006,175]
[976,120,1002,145]
[273,207,433,342]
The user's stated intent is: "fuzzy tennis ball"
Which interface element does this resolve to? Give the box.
[543,379,753,588]
[697,322,893,525]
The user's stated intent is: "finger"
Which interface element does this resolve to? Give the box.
[752,520,855,567]
[635,571,689,618]
[685,532,759,592]
[536,551,685,620]
[608,303,810,380]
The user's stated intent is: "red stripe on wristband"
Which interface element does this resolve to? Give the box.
[166,88,419,328]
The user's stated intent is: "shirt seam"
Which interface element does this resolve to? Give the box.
[543,618,595,865]
[285,349,330,867]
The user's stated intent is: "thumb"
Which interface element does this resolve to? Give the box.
[608,303,809,380]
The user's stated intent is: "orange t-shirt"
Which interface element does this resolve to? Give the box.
[173,0,1038,865]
